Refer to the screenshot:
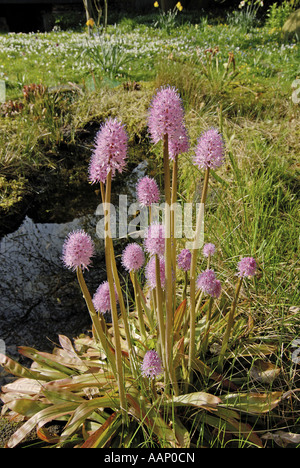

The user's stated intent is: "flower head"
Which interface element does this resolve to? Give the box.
[154,1,159,7]
[203,243,216,257]
[176,2,183,11]
[141,350,163,379]
[88,118,128,184]
[168,124,190,160]
[177,248,191,271]
[197,269,222,298]
[145,256,165,290]
[148,86,185,144]
[136,176,160,207]
[144,222,165,257]
[92,281,118,314]
[62,230,95,271]
[237,257,257,278]
[121,243,145,272]
[86,18,95,27]
[194,128,224,170]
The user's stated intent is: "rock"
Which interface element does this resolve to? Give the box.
[283,9,300,40]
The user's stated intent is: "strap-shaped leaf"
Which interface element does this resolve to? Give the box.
[220,391,282,414]
[164,391,221,408]
[0,353,48,381]
[80,412,122,448]
[6,401,78,448]
[60,394,120,441]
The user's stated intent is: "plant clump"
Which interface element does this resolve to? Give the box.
[0,84,292,449]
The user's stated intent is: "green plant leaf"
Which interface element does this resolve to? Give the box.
[4,397,49,418]
[18,347,77,377]
[220,391,282,414]
[0,353,49,381]
[164,391,221,409]
[6,401,78,448]
[60,394,120,441]
[80,412,122,448]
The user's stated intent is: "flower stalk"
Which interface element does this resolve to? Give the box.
[104,171,127,422]
[76,267,117,377]
[163,134,179,395]
[187,167,209,383]
[217,276,243,372]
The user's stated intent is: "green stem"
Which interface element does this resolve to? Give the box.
[201,296,214,357]
[136,278,155,331]
[102,180,137,378]
[76,267,116,377]
[171,155,178,287]
[187,167,210,386]
[155,254,166,372]
[104,172,127,422]
[217,276,243,372]
[163,134,179,396]
[131,271,147,341]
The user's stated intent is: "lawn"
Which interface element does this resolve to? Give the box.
[0,4,299,448]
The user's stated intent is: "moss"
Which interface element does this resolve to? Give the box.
[0,416,36,448]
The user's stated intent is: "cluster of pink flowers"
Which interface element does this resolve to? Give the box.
[237,257,257,277]
[92,281,118,314]
[88,118,128,184]
[203,243,216,257]
[197,269,222,298]
[144,222,165,257]
[168,124,190,160]
[141,350,163,379]
[194,128,224,170]
[177,248,191,271]
[62,230,95,271]
[145,256,166,290]
[147,85,189,159]
[136,176,160,207]
[121,242,145,272]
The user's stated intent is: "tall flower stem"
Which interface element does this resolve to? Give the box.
[76,267,116,377]
[187,167,210,385]
[101,182,136,376]
[171,155,178,286]
[163,134,178,395]
[131,271,147,341]
[104,172,127,422]
[155,254,166,378]
[136,279,155,331]
[218,276,243,372]
[201,296,214,357]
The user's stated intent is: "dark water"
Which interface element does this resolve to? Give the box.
[0,161,148,364]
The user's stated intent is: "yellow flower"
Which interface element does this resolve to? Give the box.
[86,18,95,27]
[176,2,183,11]
[154,1,159,7]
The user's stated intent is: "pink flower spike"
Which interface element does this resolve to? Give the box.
[194,128,224,170]
[197,269,222,298]
[136,176,160,207]
[148,85,185,144]
[88,117,128,184]
[92,281,118,314]
[62,230,95,271]
[145,256,166,290]
[237,257,257,278]
[213,279,222,299]
[144,222,165,257]
[168,124,190,161]
[141,350,163,379]
[177,248,191,271]
[121,243,145,272]
[203,243,216,257]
